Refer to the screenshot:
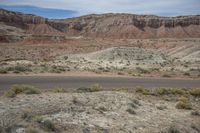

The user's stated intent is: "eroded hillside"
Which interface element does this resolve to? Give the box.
[0,9,200,43]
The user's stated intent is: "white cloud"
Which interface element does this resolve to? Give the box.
[1,0,200,16]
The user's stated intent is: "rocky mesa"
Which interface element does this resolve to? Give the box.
[0,9,200,42]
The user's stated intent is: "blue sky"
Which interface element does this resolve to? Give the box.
[0,0,200,18]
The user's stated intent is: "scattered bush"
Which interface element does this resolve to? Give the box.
[191,123,200,132]
[156,105,167,110]
[76,87,91,93]
[33,116,44,123]
[5,85,40,97]
[128,103,138,109]
[7,65,31,73]
[126,108,136,115]
[191,111,200,116]
[136,67,150,74]
[170,88,186,95]
[91,84,103,91]
[176,96,192,110]
[155,88,186,95]
[132,99,141,106]
[190,88,200,97]
[117,72,124,75]
[0,68,8,74]
[52,88,66,93]
[50,66,66,73]
[168,126,181,133]
[14,65,31,72]
[135,87,150,95]
[155,88,170,95]
[162,74,171,78]
[26,127,41,133]
[42,120,56,131]
[183,72,190,76]
[97,106,108,113]
[77,84,103,93]
[5,89,16,98]
[21,108,33,120]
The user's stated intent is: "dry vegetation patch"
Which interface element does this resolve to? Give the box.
[0,85,200,133]
[5,85,40,97]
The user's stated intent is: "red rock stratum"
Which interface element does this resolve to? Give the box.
[0,9,200,42]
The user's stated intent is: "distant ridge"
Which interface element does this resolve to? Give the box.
[0,8,200,42]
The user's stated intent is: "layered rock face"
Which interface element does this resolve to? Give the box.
[0,9,200,40]
[0,9,46,25]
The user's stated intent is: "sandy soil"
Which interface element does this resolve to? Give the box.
[0,91,200,133]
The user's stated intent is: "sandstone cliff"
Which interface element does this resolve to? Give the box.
[0,9,200,41]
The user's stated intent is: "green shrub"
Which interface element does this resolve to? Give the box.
[156,105,167,110]
[168,126,181,133]
[183,72,190,76]
[0,66,31,74]
[33,116,43,123]
[176,96,192,110]
[155,88,170,95]
[97,106,108,113]
[190,88,200,97]
[136,67,150,74]
[126,108,136,115]
[26,128,41,133]
[91,84,103,92]
[76,87,92,93]
[13,65,31,72]
[162,74,171,78]
[50,66,65,73]
[117,72,124,75]
[135,87,150,95]
[77,84,103,93]
[5,90,16,98]
[5,85,40,97]
[52,88,66,93]
[42,120,56,131]
[128,103,138,109]
[0,68,8,74]
[191,110,200,116]
[170,88,186,95]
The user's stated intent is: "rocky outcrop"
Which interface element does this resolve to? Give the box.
[0,9,200,40]
[0,9,46,25]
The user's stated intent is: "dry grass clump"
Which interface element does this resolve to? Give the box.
[162,74,171,78]
[189,88,200,97]
[135,87,150,95]
[135,87,189,96]
[5,84,40,97]
[167,126,181,133]
[76,84,103,93]
[126,108,136,115]
[33,116,44,123]
[6,65,32,73]
[26,127,41,133]
[42,120,56,131]
[0,68,8,74]
[155,88,186,95]
[176,96,192,110]
[191,110,200,116]
[136,67,151,74]
[156,105,167,110]
[52,87,66,93]
[49,65,66,73]
[21,108,34,120]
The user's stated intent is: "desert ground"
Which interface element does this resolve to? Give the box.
[0,84,200,133]
[1,38,200,79]
[0,9,200,133]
